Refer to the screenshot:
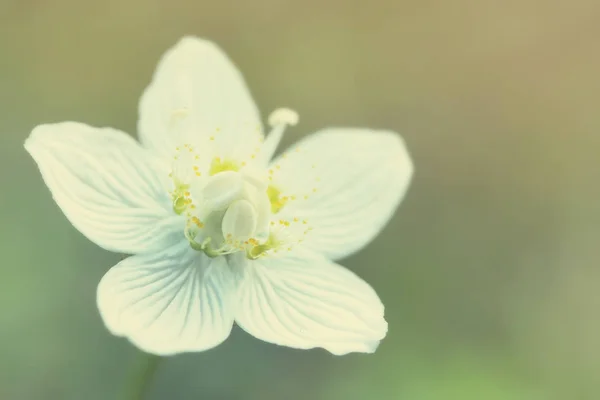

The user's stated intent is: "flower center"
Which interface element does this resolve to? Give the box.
[167,108,313,259]
[176,166,270,257]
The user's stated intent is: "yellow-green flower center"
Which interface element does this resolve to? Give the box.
[266,185,288,214]
[209,157,240,176]
[247,233,281,259]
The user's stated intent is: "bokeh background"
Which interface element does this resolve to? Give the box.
[1,0,600,399]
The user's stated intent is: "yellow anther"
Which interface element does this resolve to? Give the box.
[190,216,204,228]
[247,234,280,259]
[210,136,215,141]
[171,181,191,215]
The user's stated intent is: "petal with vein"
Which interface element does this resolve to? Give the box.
[97,241,236,355]
[138,36,263,162]
[235,249,387,355]
[271,129,413,260]
[24,122,181,255]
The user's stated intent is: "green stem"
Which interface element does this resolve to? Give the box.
[123,351,162,400]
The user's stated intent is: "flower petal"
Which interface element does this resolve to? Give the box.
[235,249,387,355]
[97,241,236,355]
[270,129,413,260]
[138,36,263,162]
[24,122,181,255]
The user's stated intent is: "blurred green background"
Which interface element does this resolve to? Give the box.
[1,0,600,399]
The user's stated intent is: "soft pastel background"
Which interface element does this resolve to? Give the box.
[1,1,599,399]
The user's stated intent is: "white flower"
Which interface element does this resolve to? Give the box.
[24,37,413,356]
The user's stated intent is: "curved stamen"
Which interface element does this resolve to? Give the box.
[261,108,299,163]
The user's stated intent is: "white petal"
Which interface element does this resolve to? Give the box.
[24,122,181,255]
[271,129,413,260]
[97,241,236,355]
[235,249,387,355]
[138,36,263,162]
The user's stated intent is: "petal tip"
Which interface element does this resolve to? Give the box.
[392,133,414,177]
[25,122,92,155]
[327,339,383,356]
[96,268,126,337]
[375,130,414,175]
[171,35,220,56]
[377,130,414,197]
[23,124,48,154]
[364,339,382,353]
